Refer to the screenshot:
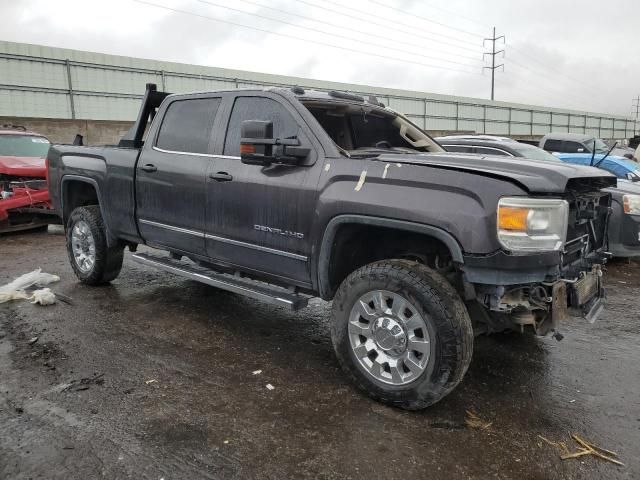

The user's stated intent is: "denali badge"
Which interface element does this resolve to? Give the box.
[254,224,304,239]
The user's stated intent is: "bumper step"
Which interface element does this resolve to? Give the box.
[131,252,309,311]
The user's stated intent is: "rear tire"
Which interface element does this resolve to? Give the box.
[331,259,473,410]
[66,206,123,285]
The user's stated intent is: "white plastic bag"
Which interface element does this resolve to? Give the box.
[30,288,57,305]
[0,269,60,304]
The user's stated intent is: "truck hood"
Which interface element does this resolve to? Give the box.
[0,156,47,177]
[377,152,617,193]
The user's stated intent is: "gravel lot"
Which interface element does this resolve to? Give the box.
[1,229,639,479]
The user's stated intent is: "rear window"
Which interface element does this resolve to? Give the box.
[564,141,586,153]
[442,145,473,153]
[156,98,220,154]
[509,143,561,162]
[475,147,509,156]
[543,139,564,152]
[0,135,50,157]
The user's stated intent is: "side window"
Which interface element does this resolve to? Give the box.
[475,147,509,156]
[443,145,473,153]
[543,139,564,152]
[156,98,220,154]
[223,97,299,156]
[564,141,586,153]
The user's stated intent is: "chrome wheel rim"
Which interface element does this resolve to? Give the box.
[71,220,96,273]
[348,290,431,386]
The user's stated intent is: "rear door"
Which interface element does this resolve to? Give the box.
[136,96,221,256]
[204,93,322,286]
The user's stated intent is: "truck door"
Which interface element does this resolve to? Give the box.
[205,93,322,286]
[136,96,221,256]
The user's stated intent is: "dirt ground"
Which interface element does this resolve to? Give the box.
[1,229,639,479]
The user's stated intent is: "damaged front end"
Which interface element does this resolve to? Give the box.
[468,189,611,337]
[0,177,56,232]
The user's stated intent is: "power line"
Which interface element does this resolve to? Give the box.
[192,0,480,69]
[483,27,504,101]
[212,0,483,64]
[233,0,482,62]
[306,0,485,52]
[400,0,490,34]
[367,0,484,40]
[130,0,485,76]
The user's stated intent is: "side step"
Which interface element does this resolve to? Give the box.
[131,253,309,311]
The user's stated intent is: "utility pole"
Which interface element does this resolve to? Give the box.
[483,27,505,101]
[633,95,640,136]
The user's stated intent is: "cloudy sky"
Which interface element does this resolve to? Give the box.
[2,0,638,116]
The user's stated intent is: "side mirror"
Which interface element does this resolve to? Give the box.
[240,120,310,166]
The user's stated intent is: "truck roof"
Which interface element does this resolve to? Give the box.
[168,86,387,108]
[541,132,593,142]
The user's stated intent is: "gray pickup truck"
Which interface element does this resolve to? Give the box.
[47,84,615,409]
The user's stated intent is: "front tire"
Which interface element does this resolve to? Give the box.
[66,206,123,285]
[331,259,473,410]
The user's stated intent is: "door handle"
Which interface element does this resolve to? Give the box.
[140,164,157,173]
[209,172,233,182]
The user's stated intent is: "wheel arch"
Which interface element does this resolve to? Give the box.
[61,175,116,246]
[316,215,464,300]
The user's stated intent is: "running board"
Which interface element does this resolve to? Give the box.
[131,253,309,310]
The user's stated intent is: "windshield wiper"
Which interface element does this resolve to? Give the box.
[593,141,617,168]
[335,144,351,158]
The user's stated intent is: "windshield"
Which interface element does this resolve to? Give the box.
[586,137,609,154]
[303,101,443,156]
[509,143,561,162]
[626,171,640,182]
[0,135,50,157]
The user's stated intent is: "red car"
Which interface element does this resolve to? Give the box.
[0,126,57,232]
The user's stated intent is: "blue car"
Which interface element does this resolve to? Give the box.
[554,153,640,181]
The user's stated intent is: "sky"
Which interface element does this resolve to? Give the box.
[1,0,638,117]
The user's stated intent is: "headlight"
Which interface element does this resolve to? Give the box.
[497,197,569,252]
[623,194,640,216]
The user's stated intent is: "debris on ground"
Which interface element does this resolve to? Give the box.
[145,379,158,385]
[465,410,492,430]
[266,384,275,391]
[538,434,624,466]
[252,370,262,375]
[62,373,105,392]
[52,291,74,305]
[30,288,56,305]
[0,269,60,304]
[28,336,39,345]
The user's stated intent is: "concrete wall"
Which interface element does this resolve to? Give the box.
[0,116,132,145]
[1,40,636,140]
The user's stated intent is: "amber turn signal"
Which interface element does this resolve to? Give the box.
[498,206,528,231]
[240,143,256,154]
